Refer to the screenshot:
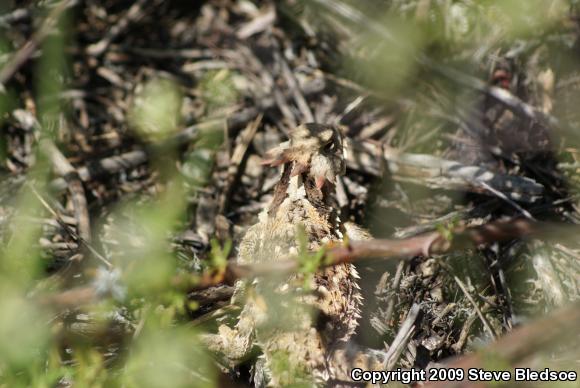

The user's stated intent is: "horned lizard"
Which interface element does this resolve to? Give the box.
[202,124,385,387]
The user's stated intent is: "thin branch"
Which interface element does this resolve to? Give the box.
[384,303,421,370]
[37,285,97,310]
[40,138,91,242]
[86,0,162,56]
[27,183,112,268]
[453,276,497,341]
[49,149,149,191]
[39,218,549,310]
[346,139,545,203]
[0,0,76,86]
[182,218,548,291]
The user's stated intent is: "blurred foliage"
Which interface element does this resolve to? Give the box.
[129,77,183,141]
[296,224,327,289]
[0,0,579,386]
[198,69,240,114]
[121,327,215,388]
[181,120,224,188]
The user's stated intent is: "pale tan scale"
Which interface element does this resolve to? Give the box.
[201,124,385,387]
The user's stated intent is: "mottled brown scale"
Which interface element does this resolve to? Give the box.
[267,163,291,216]
[201,124,382,387]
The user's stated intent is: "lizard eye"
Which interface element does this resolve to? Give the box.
[323,142,335,152]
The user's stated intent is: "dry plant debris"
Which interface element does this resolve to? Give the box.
[0,0,579,387]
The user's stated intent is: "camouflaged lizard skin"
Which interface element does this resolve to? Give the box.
[202,124,384,387]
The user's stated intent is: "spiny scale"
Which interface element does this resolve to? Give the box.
[202,124,383,387]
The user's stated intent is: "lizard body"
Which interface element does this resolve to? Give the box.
[203,124,383,387]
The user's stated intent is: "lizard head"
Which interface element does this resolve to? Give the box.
[263,123,346,189]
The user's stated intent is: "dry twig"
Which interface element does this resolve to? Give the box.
[424,300,580,388]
